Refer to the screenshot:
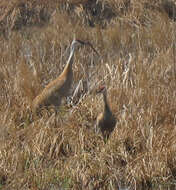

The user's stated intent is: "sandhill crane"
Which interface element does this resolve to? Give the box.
[96,86,116,141]
[32,38,99,113]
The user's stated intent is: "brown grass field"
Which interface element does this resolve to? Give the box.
[1,0,176,189]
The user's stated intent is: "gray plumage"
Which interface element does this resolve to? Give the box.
[96,86,116,141]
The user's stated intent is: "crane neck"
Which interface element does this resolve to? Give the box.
[103,92,111,114]
[62,46,75,75]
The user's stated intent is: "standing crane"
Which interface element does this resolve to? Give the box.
[96,85,116,141]
[32,38,99,113]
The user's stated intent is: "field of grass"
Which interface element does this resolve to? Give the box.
[1,0,176,189]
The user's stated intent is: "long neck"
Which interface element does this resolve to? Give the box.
[62,47,75,76]
[103,91,111,114]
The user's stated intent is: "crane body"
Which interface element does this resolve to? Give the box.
[32,39,99,113]
[96,86,116,140]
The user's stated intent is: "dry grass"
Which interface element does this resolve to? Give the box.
[1,0,176,189]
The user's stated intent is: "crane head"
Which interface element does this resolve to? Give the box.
[96,85,107,94]
[71,39,100,56]
[71,39,84,51]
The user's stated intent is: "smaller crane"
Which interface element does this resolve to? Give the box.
[96,85,116,141]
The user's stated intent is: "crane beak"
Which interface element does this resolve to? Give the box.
[76,39,87,45]
[76,39,100,56]
[86,42,100,56]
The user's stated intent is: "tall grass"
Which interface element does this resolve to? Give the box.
[1,0,176,189]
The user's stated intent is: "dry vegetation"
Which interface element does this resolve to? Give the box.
[1,0,176,189]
